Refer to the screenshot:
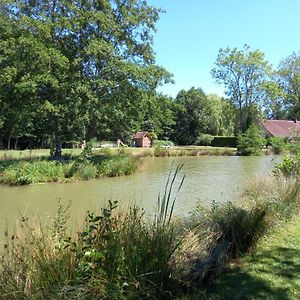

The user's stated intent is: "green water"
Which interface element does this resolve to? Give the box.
[0,155,279,234]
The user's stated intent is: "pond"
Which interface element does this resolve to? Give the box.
[0,155,279,236]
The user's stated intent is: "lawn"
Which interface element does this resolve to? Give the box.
[206,217,300,300]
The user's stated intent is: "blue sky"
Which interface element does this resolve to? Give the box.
[148,0,300,97]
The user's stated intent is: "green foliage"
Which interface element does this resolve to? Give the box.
[208,201,267,256]
[0,0,172,150]
[269,136,287,154]
[205,219,300,300]
[96,155,139,177]
[0,151,139,185]
[153,140,175,147]
[211,45,271,132]
[195,133,214,146]
[211,136,238,148]
[237,125,265,155]
[0,166,185,299]
[273,154,300,176]
[288,138,300,154]
[70,167,184,298]
[78,164,98,180]
[277,52,300,120]
[0,160,65,185]
[147,131,158,142]
[173,87,213,145]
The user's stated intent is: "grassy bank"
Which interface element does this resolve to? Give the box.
[0,150,139,185]
[1,162,300,299]
[0,146,237,161]
[205,217,300,299]
[0,146,236,185]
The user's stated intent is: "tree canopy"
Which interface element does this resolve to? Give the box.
[211,45,271,132]
[0,0,171,151]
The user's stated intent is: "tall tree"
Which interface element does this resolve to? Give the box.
[211,44,271,132]
[277,52,300,120]
[261,80,285,119]
[173,87,212,145]
[0,0,171,152]
[140,93,175,140]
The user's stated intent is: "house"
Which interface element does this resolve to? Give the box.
[260,120,300,139]
[132,131,151,147]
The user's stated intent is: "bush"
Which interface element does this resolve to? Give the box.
[288,138,300,154]
[195,133,214,146]
[77,164,97,180]
[96,156,139,177]
[185,200,268,284]
[211,136,238,148]
[269,136,287,154]
[273,153,300,176]
[237,125,265,155]
[153,140,174,148]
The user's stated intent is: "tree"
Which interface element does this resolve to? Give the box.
[173,87,212,145]
[277,52,300,120]
[261,80,286,119]
[140,93,175,140]
[211,45,271,132]
[0,0,171,152]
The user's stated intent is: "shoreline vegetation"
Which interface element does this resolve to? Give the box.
[0,146,237,186]
[0,158,299,299]
[0,140,290,186]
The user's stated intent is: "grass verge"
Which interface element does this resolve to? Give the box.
[204,217,300,300]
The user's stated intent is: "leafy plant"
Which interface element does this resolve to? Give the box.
[195,133,214,146]
[269,136,287,154]
[237,125,265,155]
[273,154,300,176]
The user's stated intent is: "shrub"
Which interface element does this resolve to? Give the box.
[288,137,300,154]
[195,133,214,146]
[269,136,287,154]
[185,200,268,285]
[153,140,175,148]
[96,156,139,177]
[77,164,97,180]
[273,153,300,176]
[237,125,265,155]
[210,136,238,148]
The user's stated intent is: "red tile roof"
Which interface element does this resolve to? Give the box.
[133,131,148,139]
[260,120,300,138]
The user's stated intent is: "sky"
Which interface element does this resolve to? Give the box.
[148,0,300,97]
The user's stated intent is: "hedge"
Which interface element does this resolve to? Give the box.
[211,136,238,148]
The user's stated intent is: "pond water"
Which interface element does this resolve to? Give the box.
[0,155,280,236]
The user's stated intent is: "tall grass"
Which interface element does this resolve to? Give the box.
[0,153,139,185]
[1,163,300,298]
[0,166,185,299]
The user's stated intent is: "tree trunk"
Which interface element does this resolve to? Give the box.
[14,137,18,150]
[54,140,62,158]
[7,136,11,150]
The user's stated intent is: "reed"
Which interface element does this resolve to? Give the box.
[1,163,300,299]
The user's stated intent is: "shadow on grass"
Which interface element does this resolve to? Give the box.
[206,246,300,300]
